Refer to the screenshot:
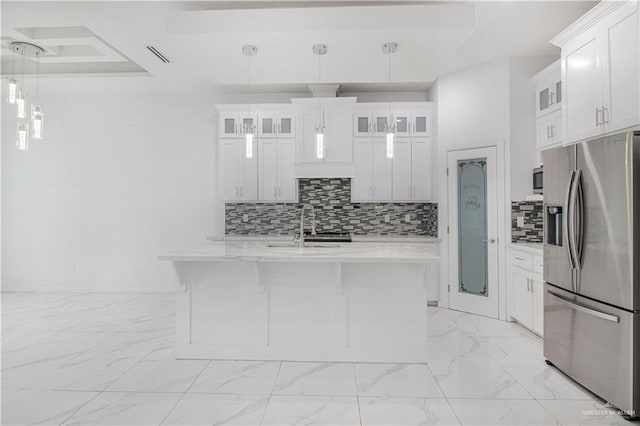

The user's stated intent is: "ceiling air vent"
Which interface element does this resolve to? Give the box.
[146,46,170,63]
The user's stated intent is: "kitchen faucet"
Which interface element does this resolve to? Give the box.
[299,204,317,248]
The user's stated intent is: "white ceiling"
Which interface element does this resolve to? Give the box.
[1,1,597,94]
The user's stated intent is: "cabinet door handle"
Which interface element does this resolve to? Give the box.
[409,122,412,134]
[527,279,531,292]
[515,256,525,261]
[549,124,554,138]
[602,105,609,125]
[549,91,554,105]
[546,125,550,139]
[595,107,601,126]
[278,186,282,197]
[239,186,243,198]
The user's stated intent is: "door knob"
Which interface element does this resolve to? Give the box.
[483,238,496,244]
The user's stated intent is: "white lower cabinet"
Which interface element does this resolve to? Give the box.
[258,139,296,202]
[220,139,258,202]
[510,248,544,336]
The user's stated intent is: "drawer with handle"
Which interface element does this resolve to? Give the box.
[510,250,533,270]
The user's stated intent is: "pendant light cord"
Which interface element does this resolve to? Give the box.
[387,49,391,130]
[318,51,322,127]
[36,51,40,105]
[248,53,251,126]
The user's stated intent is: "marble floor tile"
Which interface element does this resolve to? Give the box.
[537,399,638,425]
[448,398,558,425]
[359,397,460,426]
[107,359,209,393]
[190,360,281,395]
[62,392,182,425]
[23,348,143,391]
[1,389,99,425]
[447,312,534,338]
[355,363,444,398]
[505,362,595,401]
[429,351,532,399]
[262,395,360,426]
[162,393,269,425]
[272,362,358,396]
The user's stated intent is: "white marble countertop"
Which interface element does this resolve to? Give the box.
[208,235,441,243]
[511,242,544,254]
[160,241,440,264]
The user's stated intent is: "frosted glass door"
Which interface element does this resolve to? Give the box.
[447,146,499,318]
[457,158,488,297]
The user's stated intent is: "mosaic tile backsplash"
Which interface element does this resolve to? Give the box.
[511,200,543,243]
[226,178,438,237]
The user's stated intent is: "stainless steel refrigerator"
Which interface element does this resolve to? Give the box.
[543,130,639,417]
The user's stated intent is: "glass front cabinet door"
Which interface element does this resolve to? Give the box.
[354,113,373,137]
[412,111,431,136]
[220,113,240,138]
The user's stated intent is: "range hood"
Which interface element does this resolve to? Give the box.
[294,162,354,178]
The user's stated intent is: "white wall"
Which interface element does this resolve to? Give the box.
[433,59,510,318]
[2,79,220,292]
[432,57,553,318]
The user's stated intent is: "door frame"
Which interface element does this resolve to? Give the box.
[438,140,509,320]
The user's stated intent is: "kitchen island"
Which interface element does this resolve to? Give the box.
[160,240,439,363]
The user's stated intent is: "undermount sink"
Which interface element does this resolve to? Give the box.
[266,242,341,248]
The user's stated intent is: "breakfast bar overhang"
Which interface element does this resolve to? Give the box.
[160,241,439,363]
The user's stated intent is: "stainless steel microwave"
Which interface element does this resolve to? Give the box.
[533,166,543,194]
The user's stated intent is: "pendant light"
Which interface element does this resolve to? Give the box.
[313,44,327,160]
[382,42,398,159]
[242,45,257,159]
[31,48,44,140]
[10,41,45,151]
[7,47,17,104]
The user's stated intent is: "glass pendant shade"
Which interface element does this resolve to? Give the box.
[31,105,44,140]
[16,122,29,151]
[7,79,17,104]
[245,131,254,158]
[386,132,394,159]
[315,131,325,159]
[16,92,26,118]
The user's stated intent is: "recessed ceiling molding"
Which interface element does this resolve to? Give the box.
[167,4,477,34]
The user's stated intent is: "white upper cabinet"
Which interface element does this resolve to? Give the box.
[412,111,432,137]
[371,139,393,201]
[258,139,296,202]
[354,112,373,137]
[220,139,258,202]
[534,60,562,119]
[354,108,432,137]
[552,1,639,144]
[351,138,393,202]
[392,137,432,202]
[297,99,354,163]
[563,30,605,142]
[602,3,640,133]
[220,112,258,138]
[258,113,295,139]
[352,139,372,201]
[392,138,413,201]
[411,137,431,200]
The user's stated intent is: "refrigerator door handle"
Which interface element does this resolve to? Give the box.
[565,170,577,271]
[574,170,584,269]
[547,290,620,323]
